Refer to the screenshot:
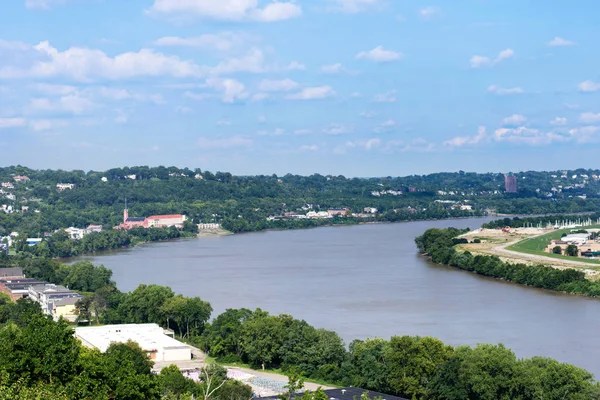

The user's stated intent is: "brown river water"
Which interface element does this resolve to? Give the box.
[71,217,600,378]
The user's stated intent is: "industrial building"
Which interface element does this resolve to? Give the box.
[117,207,187,230]
[75,324,192,362]
[0,278,47,301]
[0,267,24,280]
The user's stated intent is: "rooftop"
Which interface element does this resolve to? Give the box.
[0,267,23,278]
[75,323,190,353]
[125,217,146,222]
[146,214,183,219]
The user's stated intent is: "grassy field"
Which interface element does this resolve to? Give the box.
[507,226,600,266]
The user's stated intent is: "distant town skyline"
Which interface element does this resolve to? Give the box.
[1,1,599,176]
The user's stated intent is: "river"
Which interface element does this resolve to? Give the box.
[71,217,600,378]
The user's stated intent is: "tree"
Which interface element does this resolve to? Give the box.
[201,308,254,359]
[552,246,562,255]
[566,244,579,257]
[119,284,175,324]
[279,369,305,400]
[384,336,454,399]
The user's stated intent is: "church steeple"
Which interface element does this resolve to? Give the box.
[124,198,129,223]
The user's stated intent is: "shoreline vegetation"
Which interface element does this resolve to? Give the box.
[415,213,600,298]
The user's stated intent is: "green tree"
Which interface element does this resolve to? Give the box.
[566,245,579,257]
[552,246,562,255]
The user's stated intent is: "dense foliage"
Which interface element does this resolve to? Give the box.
[0,295,252,399]
[2,166,600,238]
[199,308,600,400]
[415,228,600,296]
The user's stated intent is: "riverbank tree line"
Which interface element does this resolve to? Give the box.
[415,228,600,296]
[3,166,600,239]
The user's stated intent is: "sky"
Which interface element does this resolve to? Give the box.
[1,0,600,177]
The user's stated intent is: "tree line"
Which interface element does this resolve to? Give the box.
[198,308,600,399]
[415,228,600,296]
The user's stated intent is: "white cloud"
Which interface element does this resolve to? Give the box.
[502,114,527,126]
[148,0,302,22]
[208,48,268,75]
[494,126,571,145]
[568,126,600,143]
[444,126,487,147]
[27,94,96,115]
[336,137,381,153]
[206,78,248,103]
[360,111,377,118]
[114,110,128,124]
[286,61,306,71]
[153,32,250,51]
[373,119,397,133]
[216,118,232,126]
[350,92,362,98]
[419,6,439,19]
[356,46,402,62]
[578,80,600,92]
[0,117,27,129]
[328,0,382,13]
[258,78,298,92]
[197,136,252,149]
[547,37,576,47]
[29,119,69,131]
[257,115,267,123]
[30,83,78,95]
[550,117,567,126]
[373,90,397,103]
[286,86,335,100]
[321,63,343,74]
[470,48,514,68]
[299,144,319,151]
[257,128,285,136]
[487,85,523,95]
[579,112,600,124]
[0,41,203,81]
[322,123,352,135]
[96,87,165,104]
[364,138,381,150]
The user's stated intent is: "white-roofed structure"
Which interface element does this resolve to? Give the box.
[74,323,191,363]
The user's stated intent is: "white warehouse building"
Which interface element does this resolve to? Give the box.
[74,323,192,363]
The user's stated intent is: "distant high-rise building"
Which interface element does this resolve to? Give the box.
[505,174,518,193]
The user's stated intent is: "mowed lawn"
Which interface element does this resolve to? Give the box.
[507,226,600,266]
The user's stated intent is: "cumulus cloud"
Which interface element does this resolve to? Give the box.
[547,37,576,47]
[0,117,27,129]
[197,136,252,149]
[252,93,269,102]
[258,78,298,92]
[568,126,600,143]
[286,86,335,100]
[579,112,600,124]
[444,126,487,147]
[470,49,514,68]
[0,41,203,81]
[373,119,397,133]
[419,6,439,19]
[153,32,250,51]
[373,90,397,103]
[487,85,524,95]
[356,46,402,62]
[205,78,248,103]
[321,63,343,74]
[502,114,527,126]
[285,61,306,71]
[29,119,69,131]
[322,123,352,135]
[27,95,96,115]
[148,0,302,22]
[578,80,600,92]
[550,117,567,126]
[360,111,377,118]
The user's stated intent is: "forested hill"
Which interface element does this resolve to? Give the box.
[1,165,600,236]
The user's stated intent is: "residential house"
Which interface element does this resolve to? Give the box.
[28,284,83,321]
[13,175,30,183]
[56,183,76,191]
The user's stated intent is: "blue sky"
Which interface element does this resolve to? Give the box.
[1,0,599,176]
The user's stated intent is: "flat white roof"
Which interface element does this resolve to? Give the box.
[74,323,189,353]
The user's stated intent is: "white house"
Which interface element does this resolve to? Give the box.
[57,183,76,191]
